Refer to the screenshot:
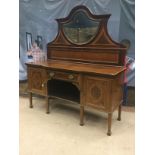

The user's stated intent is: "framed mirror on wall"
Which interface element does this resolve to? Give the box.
[26,32,32,51]
[19,40,20,58]
[37,35,43,49]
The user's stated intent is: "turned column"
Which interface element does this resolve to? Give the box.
[46,96,50,114]
[29,92,33,108]
[117,104,122,121]
[80,106,84,126]
[107,113,112,136]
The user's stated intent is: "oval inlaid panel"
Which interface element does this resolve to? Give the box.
[31,71,42,90]
[91,85,101,100]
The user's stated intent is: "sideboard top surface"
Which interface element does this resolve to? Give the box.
[26,60,125,76]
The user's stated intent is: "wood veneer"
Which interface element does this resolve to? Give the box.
[26,5,127,136]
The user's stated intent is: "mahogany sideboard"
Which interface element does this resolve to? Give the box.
[26,5,127,136]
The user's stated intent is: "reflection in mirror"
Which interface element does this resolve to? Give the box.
[63,10,100,44]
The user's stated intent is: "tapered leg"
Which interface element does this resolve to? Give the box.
[46,96,50,114]
[117,104,122,121]
[80,106,84,126]
[107,113,112,136]
[29,92,33,108]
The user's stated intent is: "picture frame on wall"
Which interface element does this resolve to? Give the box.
[19,40,20,58]
[26,32,32,51]
[37,35,43,49]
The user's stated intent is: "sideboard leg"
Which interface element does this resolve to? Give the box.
[107,113,112,136]
[80,106,84,126]
[117,104,122,121]
[46,97,50,114]
[29,92,33,108]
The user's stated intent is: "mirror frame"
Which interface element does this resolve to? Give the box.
[62,9,101,45]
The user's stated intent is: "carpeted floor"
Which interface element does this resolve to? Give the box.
[19,96,135,155]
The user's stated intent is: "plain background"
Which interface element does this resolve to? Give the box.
[0,0,155,155]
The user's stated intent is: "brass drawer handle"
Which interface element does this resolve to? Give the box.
[41,83,45,88]
[49,72,55,77]
[68,74,74,80]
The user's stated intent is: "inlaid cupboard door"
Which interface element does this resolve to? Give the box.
[83,76,112,112]
[27,67,47,95]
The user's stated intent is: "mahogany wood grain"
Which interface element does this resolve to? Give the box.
[29,92,33,108]
[117,104,122,121]
[107,113,112,136]
[26,5,127,136]
[27,60,126,76]
[46,97,50,114]
[80,106,84,126]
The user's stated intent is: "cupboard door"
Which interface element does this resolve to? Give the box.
[28,67,47,95]
[83,76,111,111]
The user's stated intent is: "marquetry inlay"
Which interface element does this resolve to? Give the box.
[91,85,101,100]
[31,71,43,90]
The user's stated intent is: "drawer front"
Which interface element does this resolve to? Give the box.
[83,76,111,111]
[28,67,47,95]
[47,70,79,82]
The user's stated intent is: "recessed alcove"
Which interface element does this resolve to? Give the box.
[47,79,80,103]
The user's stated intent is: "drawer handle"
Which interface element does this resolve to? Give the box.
[49,72,55,77]
[41,83,45,88]
[68,74,74,80]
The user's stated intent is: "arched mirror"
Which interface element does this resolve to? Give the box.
[63,10,100,45]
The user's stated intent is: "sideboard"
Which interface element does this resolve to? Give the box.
[26,5,127,136]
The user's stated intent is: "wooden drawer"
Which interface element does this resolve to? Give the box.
[27,67,47,95]
[83,76,111,111]
[47,70,79,82]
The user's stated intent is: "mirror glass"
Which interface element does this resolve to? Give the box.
[63,10,100,44]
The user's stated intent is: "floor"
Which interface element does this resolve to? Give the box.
[19,96,135,155]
